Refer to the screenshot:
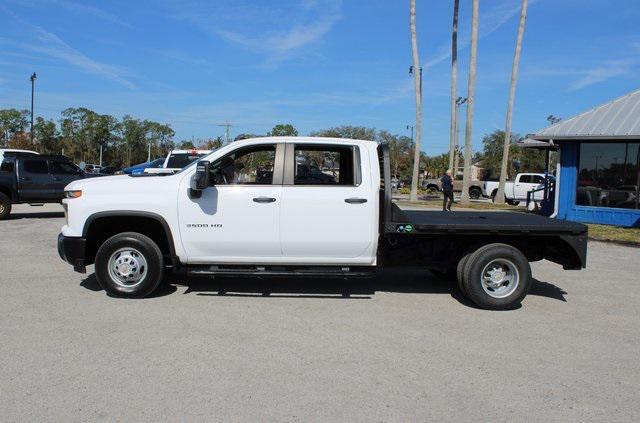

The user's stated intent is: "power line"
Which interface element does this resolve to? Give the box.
[217,121,233,144]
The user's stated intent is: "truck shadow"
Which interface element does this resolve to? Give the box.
[7,211,65,220]
[80,269,567,306]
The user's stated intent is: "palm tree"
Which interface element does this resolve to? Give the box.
[495,0,529,204]
[460,0,479,206]
[448,0,460,173]
[409,0,422,202]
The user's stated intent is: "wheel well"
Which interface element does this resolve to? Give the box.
[469,186,482,193]
[426,184,439,190]
[84,215,174,266]
[0,186,11,200]
[491,188,498,197]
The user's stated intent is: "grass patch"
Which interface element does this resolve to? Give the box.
[587,224,640,246]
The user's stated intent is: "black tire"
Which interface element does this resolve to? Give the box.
[462,243,531,310]
[94,232,164,298]
[0,192,11,220]
[456,251,474,295]
[506,199,520,206]
[469,187,482,200]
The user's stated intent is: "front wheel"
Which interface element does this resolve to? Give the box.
[95,232,164,298]
[462,244,531,310]
[0,192,11,220]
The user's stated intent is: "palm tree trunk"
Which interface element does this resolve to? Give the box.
[448,0,460,173]
[409,0,422,202]
[496,0,528,204]
[460,0,479,206]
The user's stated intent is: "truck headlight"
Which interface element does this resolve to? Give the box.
[65,190,83,199]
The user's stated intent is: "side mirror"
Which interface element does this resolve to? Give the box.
[193,161,210,190]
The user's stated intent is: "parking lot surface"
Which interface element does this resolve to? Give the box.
[1,204,639,421]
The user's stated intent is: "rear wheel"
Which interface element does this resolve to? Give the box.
[469,187,482,199]
[426,185,439,196]
[456,251,474,295]
[95,232,164,298]
[462,243,531,310]
[0,192,11,220]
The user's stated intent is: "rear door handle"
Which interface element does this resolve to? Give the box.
[253,197,276,203]
[345,198,367,204]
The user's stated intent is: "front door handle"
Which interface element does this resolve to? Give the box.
[345,198,367,204]
[253,197,276,203]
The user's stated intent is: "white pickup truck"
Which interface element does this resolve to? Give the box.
[483,173,548,205]
[58,137,587,310]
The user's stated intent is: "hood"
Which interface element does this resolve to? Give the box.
[65,172,179,193]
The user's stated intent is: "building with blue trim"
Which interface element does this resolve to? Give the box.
[525,90,640,228]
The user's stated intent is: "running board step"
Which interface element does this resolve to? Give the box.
[186,266,374,278]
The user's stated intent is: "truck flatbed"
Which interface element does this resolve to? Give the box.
[389,206,586,235]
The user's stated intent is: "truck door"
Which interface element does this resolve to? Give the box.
[177,143,284,262]
[17,158,53,201]
[513,174,532,199]
[50,160,83,200]
[279,143,375,261]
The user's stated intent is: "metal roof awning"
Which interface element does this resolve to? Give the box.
[528,88,640,141]
[518,137,557,149]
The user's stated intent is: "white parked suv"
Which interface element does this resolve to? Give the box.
[57,137,587,310]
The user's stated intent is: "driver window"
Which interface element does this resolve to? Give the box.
[210,145,276,185]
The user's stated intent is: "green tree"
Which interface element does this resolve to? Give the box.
[178,140,196,149]
[309,126,376,140]
[234,133,260,141]
[268,124,298,137]
[34,117,59,154]
[478,130,547,180]
[0,109,29,146]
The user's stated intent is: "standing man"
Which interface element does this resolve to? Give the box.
[441,169,454,211]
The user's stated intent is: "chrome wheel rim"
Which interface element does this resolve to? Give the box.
[108,247,148,288]
[0,203,5,214]
[480,258,519,298]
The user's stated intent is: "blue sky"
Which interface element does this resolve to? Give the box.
[1,0,639,154]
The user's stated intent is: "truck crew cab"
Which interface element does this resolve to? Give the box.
[0,152,96,220]
[58,137,587,310]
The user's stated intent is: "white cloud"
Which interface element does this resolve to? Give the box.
[569,60,635,90]
[174,0,342,67]
[8,0,130,27]
[13,27,135,89]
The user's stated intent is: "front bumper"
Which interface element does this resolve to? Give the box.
[57,233,87,273]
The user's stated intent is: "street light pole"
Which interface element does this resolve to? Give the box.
[406,125,414,145]
[30,72,37,144]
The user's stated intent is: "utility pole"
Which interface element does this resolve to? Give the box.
[30,72,37,144]
[218,121,233,144]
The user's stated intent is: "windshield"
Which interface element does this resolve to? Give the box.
[165,153,207,169]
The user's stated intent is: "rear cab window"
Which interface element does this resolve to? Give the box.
[23,160,48,174]
[291,144,361,186]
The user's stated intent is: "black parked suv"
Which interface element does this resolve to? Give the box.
[0,153,99,219]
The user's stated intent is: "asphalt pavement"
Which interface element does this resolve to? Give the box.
[1,204,639,422]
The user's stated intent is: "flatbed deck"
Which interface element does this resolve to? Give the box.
[388,205,587,235]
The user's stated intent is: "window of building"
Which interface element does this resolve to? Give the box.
[211,145,276,185]
[294,145,357,185]
[576,142,640,209]
[23,160,48,174]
